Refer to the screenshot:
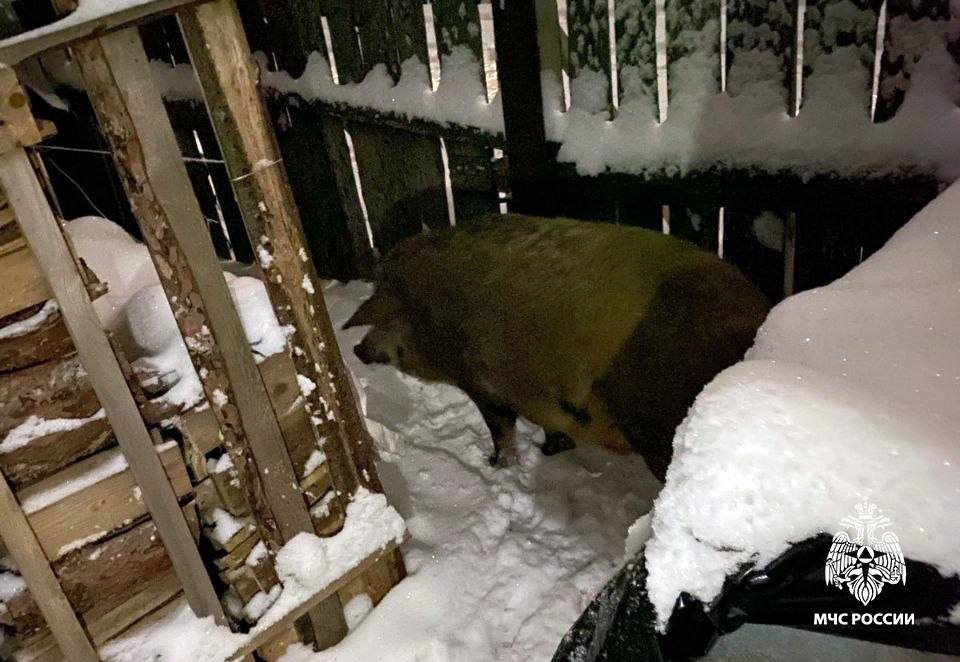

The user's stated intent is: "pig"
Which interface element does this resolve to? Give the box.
[345,214,768,479]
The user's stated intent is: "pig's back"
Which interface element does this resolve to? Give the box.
[381,214,725,410]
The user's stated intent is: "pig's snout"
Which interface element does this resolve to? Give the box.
[354,341,373,364]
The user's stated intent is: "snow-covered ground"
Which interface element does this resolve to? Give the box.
[274,280,955,662]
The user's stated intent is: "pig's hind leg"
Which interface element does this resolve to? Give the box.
[475,399,518,467]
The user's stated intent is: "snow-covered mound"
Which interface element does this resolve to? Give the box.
[643,179,960,630]
[65,216,291,410]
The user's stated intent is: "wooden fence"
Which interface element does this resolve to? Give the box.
[12,0,950,305]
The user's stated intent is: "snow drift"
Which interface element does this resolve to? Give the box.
[643,177,960,629]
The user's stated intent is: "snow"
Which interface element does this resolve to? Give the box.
[0,572,25,602]
[271,281,661,662]
[204,508,247,547]
[65,217,291,411]
[101,489,405,662]
[551,30,960,180]
[303,449,326,477]
[0,409,105,455]
[643,178,960,631]
[260,47,503,136]
[342,594,374,631]
[246,541,268,568]
[242,584,282,622]
[0,300,59,340]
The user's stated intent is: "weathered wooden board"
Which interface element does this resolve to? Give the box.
[0,354,115,488]
[444,138,498,221]
[7,503,200,642]
[0,301,75,373]
[0,235,51,321]
[74,28,310,560]
[0,471,98,661]
[15,571,184,662]
[0,0,205,65]
[350,123,448,252]
[225,539,402,661]
[17,442,191,560]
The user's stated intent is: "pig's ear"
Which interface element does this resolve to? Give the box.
[343,290,399,328]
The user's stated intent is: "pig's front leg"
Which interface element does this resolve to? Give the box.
[475,399,518,467]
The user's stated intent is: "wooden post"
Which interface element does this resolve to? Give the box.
[0,472,98,662]
[177,0,405,626]
[71,26,348,646]
[0,63,224,625]
[492,0,555,216]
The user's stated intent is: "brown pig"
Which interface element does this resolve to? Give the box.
[345,214,768,479]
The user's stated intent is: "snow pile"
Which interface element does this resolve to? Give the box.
[643,178,960,630]
[65,217,291,411]
[101,488,405,662]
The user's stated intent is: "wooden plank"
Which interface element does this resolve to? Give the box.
[7,502,200,642]
[226,539,402,661]
[349,123,447,252]
[0,300,75,373]
[17,570,183,662]
[18,442,190,559]
[73,29,311,555]
[178,1,403,643]
[0,232,51,320]
[493,0,555,215]
[0,146,223,620]
[0,471,98,661]
[0,0,206,65]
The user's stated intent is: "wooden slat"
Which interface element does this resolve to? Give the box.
[350,123,448,252]
[18,570,184,662]
[179,2,407,644]
[8,502,200,644]
[18,443,191,559]
[226,539,402,661]
[0,471,98,661]
[0,146,224,620]
[74,28,312,555]
[0,0,206,65]
[0,233,51,320]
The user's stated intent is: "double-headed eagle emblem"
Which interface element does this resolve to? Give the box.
[825,502,906,605]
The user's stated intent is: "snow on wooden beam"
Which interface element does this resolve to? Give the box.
[0,0,208,65]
